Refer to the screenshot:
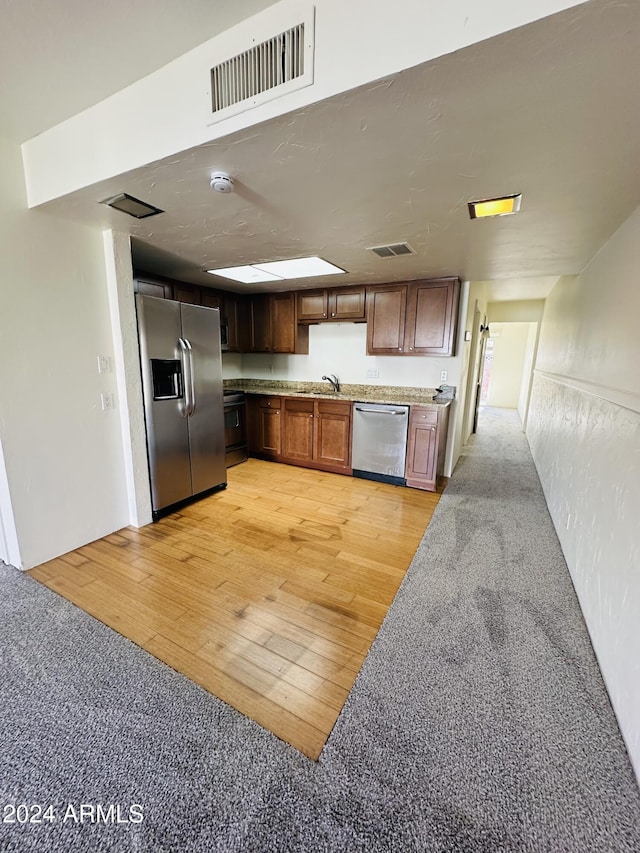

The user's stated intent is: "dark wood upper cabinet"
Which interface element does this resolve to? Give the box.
[367,278,459,356]
[405,279,459,355]
[173,282,201,305]
[297,290,328,322]
[297,286,366,323]
[249,292,309,354]
[200,290,222,309]
[134,278,173,299]
[271,292,298,353]
[249,294,272,352]
[328,287,366,321]
[366,285,407,354]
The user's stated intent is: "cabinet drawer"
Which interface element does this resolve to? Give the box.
[316,399,351,416]
[254,395,282,409]
[410,406,438,424]
[284,397,314,414]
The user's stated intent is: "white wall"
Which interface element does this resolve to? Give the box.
[517,323,538,427]
[454,282,489,457]
[240,322,461,389]
[22,0,585,206]
[527,205,640,782]
[486,322,533,409]
[0,136,130,569]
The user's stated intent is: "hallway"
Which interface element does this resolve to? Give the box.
[1,409,639,852]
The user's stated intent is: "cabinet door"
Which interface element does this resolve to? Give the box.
[173,283,202,305]
[135,278,172,299]
[200,290,222,309]
[247,396,281,457]
[271,293,297,352]
[405,409,439,490]
[223,293,249,352]
[366,285,407,354]
[250,295,272,352]
[328,286,366,321]
[405,279,459,355]
[297,290,328,322]
[282,398,315,462]
[314,401,352,472]
[260,407,282,457]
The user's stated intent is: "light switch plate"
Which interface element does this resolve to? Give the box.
[97,355,110,374]
[366,368,379,379]
[440,370,448,382]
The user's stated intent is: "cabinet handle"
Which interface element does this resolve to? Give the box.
[431,427,436,432]
[409,346,413,351]
[331,312,336,317]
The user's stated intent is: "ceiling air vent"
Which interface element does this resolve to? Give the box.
[369,242,416,259]
[208,13,314,124]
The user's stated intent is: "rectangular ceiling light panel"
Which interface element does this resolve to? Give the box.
[468,194,522,219]
[207,256,346,283]
[206,266,282,284]
[254,257,345,279]
[207,5,315,125]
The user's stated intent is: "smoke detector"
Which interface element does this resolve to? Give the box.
[210,172,234,193]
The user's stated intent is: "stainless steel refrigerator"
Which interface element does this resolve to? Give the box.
[136,294,227,519]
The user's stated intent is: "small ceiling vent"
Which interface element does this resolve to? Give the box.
[369,242,416,259]
[208,11,314,124]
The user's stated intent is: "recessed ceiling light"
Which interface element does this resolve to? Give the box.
[253,257,346,279]
[207,256,346,283]
[206,265,281,284]
[468,194,522,219]
[101,193,163,219]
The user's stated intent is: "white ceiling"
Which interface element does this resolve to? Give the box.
[8,0,640,302]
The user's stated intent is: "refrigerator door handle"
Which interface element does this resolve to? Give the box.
[177,338,192,417]
[184,338,197,416]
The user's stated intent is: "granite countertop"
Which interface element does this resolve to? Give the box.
[223,379,453,408]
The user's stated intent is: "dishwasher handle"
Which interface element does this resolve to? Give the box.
[355,406,407,415]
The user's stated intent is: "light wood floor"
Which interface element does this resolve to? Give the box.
[28,460,443,760]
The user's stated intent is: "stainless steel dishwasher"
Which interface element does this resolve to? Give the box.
[352,402,409,486]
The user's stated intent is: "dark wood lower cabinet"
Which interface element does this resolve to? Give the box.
[282,398,314,463]
[247,396,282,460]
[405,405,450,491]
[272,397,352,475]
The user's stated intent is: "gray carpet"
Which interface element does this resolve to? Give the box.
[1,407,639,852]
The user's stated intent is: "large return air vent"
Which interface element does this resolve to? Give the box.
[209,18,313,122]
[369,242,416,259]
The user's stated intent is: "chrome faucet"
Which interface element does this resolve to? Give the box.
[322,374,341,393]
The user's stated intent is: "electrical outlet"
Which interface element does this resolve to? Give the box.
[366,368,379,379]
[101,393,114,411]
[97,355,110,374]
[440,370,448,382]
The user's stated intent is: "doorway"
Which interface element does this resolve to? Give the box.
[478,321,539,429]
